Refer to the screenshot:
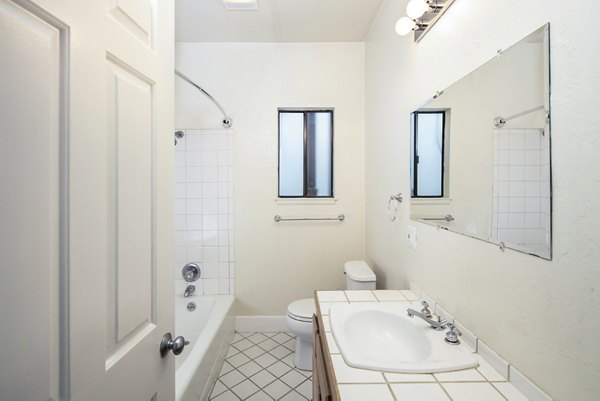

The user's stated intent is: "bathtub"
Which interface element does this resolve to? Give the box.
[175,294,235,401]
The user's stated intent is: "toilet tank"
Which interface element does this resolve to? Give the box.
[344,260,376,290]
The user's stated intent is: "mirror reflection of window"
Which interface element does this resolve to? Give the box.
[411,111,446,198]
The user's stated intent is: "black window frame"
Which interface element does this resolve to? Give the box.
[278,109,334,198]
[411,110,446,198]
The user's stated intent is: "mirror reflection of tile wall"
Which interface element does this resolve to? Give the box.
[491,128,551,258]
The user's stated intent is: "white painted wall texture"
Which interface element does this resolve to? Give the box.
[176,43,365,316]
[365,1,600,400]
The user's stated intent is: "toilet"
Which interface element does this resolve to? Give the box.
[286,260,376,370]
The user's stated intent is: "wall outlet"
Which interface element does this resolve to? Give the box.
[407,225,417,250]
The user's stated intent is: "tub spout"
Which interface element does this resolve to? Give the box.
[184,285,196,297]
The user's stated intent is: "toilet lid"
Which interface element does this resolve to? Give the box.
[287,298,315,322]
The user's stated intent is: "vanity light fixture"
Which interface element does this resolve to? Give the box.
[222,0,259,11]
[396,0,454,42]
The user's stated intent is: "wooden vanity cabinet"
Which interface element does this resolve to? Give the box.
[312,313,339,401]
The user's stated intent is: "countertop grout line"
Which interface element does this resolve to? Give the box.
[382,370,399,401]
[433,372,454,401]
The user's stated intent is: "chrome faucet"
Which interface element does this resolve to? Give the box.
[407,301,447,330]
[184,284,196,297]
[444,323,462,345]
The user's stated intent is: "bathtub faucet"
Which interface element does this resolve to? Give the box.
[184,285,196,297]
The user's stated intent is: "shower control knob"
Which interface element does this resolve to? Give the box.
[160,333,189,357]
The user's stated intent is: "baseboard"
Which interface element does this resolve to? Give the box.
[235,315,288,333]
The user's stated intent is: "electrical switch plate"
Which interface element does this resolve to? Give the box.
[407,225,417,250]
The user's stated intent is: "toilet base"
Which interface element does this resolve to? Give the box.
[293,336,313,371]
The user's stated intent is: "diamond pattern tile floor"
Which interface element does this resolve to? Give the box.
[209,331,312,401]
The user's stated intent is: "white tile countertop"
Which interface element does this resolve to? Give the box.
[315,290,552,401]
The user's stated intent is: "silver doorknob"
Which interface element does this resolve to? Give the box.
[160,333,189,357]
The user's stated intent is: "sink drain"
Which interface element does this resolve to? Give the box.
[187,302,196,312]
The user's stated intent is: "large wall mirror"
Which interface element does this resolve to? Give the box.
[410,24,552,259]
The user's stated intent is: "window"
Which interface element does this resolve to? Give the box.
[410,110,447,198]
[278,109,333,198]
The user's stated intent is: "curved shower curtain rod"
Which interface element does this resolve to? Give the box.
[175,70,232,128]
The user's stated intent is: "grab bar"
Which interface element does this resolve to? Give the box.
[274,214,345,222]
[421,214,454,222]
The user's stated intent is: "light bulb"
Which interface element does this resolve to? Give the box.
[406,0,429,19]
[395,17,416,36]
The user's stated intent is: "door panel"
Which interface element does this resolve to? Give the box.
[108,0,153,46]
[0,1,66,400]
[106,58,155,350]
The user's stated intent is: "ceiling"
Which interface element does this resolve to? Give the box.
[175,0,386,43]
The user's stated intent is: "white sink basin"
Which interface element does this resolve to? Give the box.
[329,302,478,373]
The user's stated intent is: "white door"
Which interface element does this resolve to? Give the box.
[0,0,175,400]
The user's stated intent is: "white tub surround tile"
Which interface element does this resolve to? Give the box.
[373,290,406,301]
[383,372,436,383]
[339,384,395,401]
[344,290,377,302]
[509,365,553,401]
[331,355,386,383]
[433,369,486,382]
[477,340,510,380]
[390,383,451,401]
[442,382,506,401]
[174,129,234,296]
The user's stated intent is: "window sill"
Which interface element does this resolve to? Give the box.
[411,198,452,205]
[275,198,338,205]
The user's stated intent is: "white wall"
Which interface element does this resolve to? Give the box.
[365,1,600,401]
[176,43,365,315]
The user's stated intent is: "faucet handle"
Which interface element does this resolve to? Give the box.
[420,301,432,318]
[445,323,462,344]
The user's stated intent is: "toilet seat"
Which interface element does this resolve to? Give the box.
[287,298,315,323]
